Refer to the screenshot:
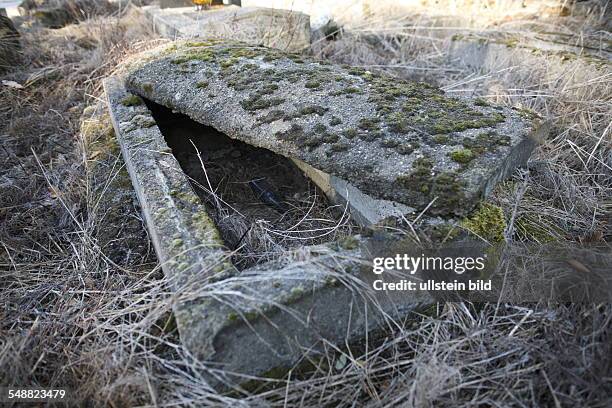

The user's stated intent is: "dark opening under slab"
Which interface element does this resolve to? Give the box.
[145,100,358,268]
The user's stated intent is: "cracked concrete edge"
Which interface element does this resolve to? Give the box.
[142,4,311,52]
[104,75,232,287]
[104,75,432,390]
[292,158,415,226]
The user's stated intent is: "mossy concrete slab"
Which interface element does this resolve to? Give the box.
[105,75,431,390]
[143,5,310,52]
[125,39,540,217]
[448,34,611,88]
[177,241,431,388]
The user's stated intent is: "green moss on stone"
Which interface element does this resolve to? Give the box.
[348,67,366,76]
[358,117,380,131]
[277,124,322,149]
[432,134,449,144]
[387,112,410,134]
[358,130,382,142]
[299,105,328,116]
[329,116,342,126]
[514,106,541,120]
[449,148,475,164]
[397,156,468,213]
[342,128,358,139]
[474,98,489,106]
[258,110,286,124]
[172,48,216,64]
[322,132,339,143]
[462,131,511,154]
[142,82,153,94]
[461,202,506,243]
[313,123,327,133]
[121,94,143,107]
[330,141,349,151]
[398,157,434,193]
[430,172,466,213]
[305,80,321,89]
[241,95,285,111]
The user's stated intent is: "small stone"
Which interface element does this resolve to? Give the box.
[148,5,310,53]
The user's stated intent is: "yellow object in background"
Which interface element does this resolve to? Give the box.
[192,0,212,11]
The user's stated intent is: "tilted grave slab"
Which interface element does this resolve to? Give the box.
[143,4,311,53]
[125,40,538,218]
[448,33,611,92]
[106,39,542,389]
[105,75,432,390]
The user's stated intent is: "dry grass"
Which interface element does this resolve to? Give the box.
[0,1,611,407]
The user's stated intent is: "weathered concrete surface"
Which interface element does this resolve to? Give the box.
[177,240,431,387]
[143,5,311,52]
[125,40,540,216]
[448,34,611,85]
[292,158,414,226]
[104,76,232,286]
[160,0,192,8]
[105,75,431,389]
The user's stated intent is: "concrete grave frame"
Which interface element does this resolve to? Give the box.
[142,4,311,53]
[104,76,432,389]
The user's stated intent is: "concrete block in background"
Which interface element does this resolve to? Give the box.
[143,4,310,52]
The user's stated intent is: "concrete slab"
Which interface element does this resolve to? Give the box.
[103,76,231,287]
[143,4,311,52]
[125,39,540,217]
[105,75,431,390]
